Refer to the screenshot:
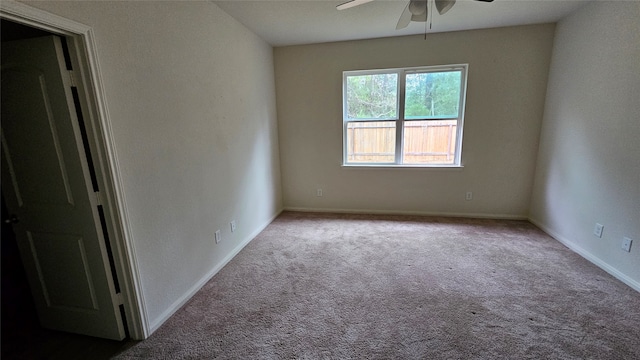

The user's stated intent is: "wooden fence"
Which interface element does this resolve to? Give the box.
[346,120,457,164]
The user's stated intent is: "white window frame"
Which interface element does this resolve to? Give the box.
[342,64,468,167]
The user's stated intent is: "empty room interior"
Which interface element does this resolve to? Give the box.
[1,0,638,358]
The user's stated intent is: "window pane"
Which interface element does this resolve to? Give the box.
[346,73,398,120]
[405,71,461,119]
[346,121,396,163]
[403,120,457,164]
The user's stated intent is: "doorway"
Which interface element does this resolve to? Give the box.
[1,1,146,341]
[0,19,138,358]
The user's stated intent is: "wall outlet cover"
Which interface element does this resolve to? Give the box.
[593,223,604,238]
[622,237,632,252]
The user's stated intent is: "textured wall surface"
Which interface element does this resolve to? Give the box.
[530,1,640,288]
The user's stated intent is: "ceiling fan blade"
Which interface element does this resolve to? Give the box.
[396,3,412,29]
[435,0,456,15]
[336,0,375,10]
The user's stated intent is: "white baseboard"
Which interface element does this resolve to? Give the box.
[529,217,640,293]
[284,206,528,220]
[148,208,284,334]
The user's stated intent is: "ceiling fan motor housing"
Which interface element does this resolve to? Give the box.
[409,1,427,15]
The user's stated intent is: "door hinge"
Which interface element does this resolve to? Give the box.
[68,70,77,87]
[115,293,124,305]
[95,191,103,206]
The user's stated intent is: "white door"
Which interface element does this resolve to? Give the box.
[1,35,125,340]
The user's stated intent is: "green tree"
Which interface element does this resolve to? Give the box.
[405,71,461,119]
[346,74,397,119]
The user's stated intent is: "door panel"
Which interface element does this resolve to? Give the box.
[1,35,125,340]
[27,232,98,310]
[2,67,75,206]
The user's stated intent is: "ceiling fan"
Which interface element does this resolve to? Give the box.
[337,0,494,30]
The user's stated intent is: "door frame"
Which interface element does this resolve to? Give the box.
[1,1,148,340]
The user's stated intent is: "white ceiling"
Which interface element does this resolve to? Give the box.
[213,0,591,46]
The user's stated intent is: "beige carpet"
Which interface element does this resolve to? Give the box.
[115,211,640,359]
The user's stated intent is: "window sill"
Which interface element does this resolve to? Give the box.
[341,164,464,170]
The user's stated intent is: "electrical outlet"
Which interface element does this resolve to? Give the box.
[465,192,473,201]
[215,230,221,244]
[622,237,632,252]
[316,188,323,197]
[230,221,236,233]
[593,223,604,238]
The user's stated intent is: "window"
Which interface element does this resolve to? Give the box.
[342,64,467,166]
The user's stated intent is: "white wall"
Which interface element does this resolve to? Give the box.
[23,0,283,333]
[274,25,555,218]
[530,2,640,289]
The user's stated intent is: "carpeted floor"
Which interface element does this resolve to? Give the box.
[114,211,640,359]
